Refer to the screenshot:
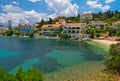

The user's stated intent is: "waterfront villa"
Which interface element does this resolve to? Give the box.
[19,22,35,34]
[63,23,86,39]
[41,23,61,36]
[41,17,66,37]
[0,26,8,33]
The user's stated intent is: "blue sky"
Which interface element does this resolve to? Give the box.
[0,0,120,26]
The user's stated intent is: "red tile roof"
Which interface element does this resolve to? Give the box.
[19,22,33,27]
[42,24,61,28]
[63,23,86,27]
[63,23,80,27]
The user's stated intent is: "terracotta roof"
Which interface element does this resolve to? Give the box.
[42,24,61,28]
[63,23,80,26]
[19,23,33,27]
[63,23,86,27]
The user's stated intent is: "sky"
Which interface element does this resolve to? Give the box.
[0,0,120,26]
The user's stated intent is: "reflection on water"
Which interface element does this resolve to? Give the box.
[0,37,107,73]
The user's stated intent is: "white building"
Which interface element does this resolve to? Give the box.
[63,23,86,39]
[80,12,92,22]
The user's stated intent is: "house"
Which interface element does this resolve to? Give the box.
[80,12,92,22]
[0,26,8,33]
[19,22,35,33]
[41,17,66,37]
[90,21,107,27]
[41,23,61,36]
[58,16,66,24]
[63,23,86,39]
[112,21,120,30]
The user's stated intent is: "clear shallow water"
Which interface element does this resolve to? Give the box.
[0,37,108,73]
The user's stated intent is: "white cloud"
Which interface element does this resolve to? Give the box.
[0,5,47,26]
[101,5,110,11]
[105,0,115,4]
[45,0,79,17]
[83,11,92,13]
[28,0,41,3]
[0,0,79,26]
[1,5,23,13]
[86,0,110,11]
[12,1,19,5]
[86,0,101,8]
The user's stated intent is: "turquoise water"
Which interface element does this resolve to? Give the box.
[0,48,21,58]
[47,50,86,67]
[0,37,108,73]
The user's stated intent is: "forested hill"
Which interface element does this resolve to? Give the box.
[93,10,120,24]
[36,10,120,27]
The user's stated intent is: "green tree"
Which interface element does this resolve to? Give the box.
[107,27,116,36]
[116,30,120,40]
[14,30,20,36]
[0,68,15,81]
[95,33,100,38]
[116,30,120,36]
[29,31,34,38]
[104,43,120,74]
[59,34,70,39]
[0,67,44,81]
[50,32,57,36]
[48,18,53,24]
[36,19,45,29]
[58,27,63,34]
[15,67,24,81]
[23,68,44,81]
[86,27,96,38]
[5,30,14,36]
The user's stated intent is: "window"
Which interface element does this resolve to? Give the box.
[72,27,75,29]
[72,30,75,33]
[69,27,71,29]
[77,30,79,33]
[77,27,80,29]
[68,30,71,33]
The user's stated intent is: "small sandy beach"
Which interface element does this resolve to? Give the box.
[92,39,119,46]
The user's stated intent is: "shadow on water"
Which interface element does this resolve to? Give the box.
[78,41,105,61]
